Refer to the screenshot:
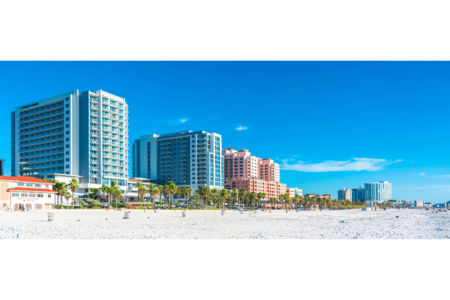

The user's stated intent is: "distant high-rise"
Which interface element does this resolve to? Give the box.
[11,90,129,194]
[338,188,352,201]
[352,186,365,202]
[364,181,392,203]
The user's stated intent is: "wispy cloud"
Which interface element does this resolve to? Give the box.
[236,125,248,131]
[159,117,189,125]
[420,172,426,176]
[280,158,402,172]
[421,174,450,179]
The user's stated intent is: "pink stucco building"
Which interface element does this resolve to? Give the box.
[223,148,286,200]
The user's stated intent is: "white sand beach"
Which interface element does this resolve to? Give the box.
[0,208,448,239]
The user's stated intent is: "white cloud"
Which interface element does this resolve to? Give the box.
[159,118,189,125]
[236,126,248,131]
[419,172,426,176]
[280,158,402,172]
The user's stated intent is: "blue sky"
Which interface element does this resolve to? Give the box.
[0,61,448,202]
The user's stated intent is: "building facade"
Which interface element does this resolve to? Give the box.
[11,90,129,196]
[304,194,331,199]
[223,148,286,200]
[365,181,392,203]
[352,186,365,202]
[286,188,303,198]
[338,188,352,201]
[0,176,57,210]
[414,200,425,208]
[133,130,223,192]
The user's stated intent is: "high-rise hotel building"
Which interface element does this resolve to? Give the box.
[364,181,392,203]
[11,90,129,193]
[133,130,223,191]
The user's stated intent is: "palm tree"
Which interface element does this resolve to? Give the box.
[67,178,79,209]
[54,181,67,208]
[257,192,266,209]
[184,186,192,210]
[89,188,100,201]
[248,192,257,209]
[158,185,164,207]
[135,182,147,203]
[239,188,247,208]
[220,189,229,210]
[149,186,159,208]
[64,191,71,208]
[231,188,238,209]
[197,186,211,209]
[101,184,110,206]
[269,197,277,209]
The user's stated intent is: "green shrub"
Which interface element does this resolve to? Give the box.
[91,206,102,209]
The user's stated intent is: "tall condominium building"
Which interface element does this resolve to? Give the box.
[132,130,223,191]
[352,186,365,202]
[338,188,352,201]
[11,90,129,194]
[364,181,392,203]
[223,148,286,200]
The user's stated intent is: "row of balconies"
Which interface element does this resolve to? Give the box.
[19,135,64,146]
[19,124,64,135]
[20,142,64,151]
[19,117,64,129]
[19,129,64,141]
[19,109,64,123]
[19,149,64,158]
[19,102,64,117]
[22,155,64,163]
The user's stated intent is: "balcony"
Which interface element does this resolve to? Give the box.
[19,103,64,117]
[19,117,64,129]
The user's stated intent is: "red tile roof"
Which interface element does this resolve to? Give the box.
[7,187,57,193]
[128,179,138,182]
[0,176,55,185]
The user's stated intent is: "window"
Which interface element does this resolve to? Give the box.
[18,183,24,187]
[66,164,69,168]
[66,145,69,148]
[66,158,69,162]
[66,151,69,155]
[66,97,69,101]
[46,185,49,188]
[66,111,69,114]
[35,184,41,187]
[21,193,28,197]
[66,131,69,135]
[26,183,33,187]
[48,194,51,198]
[66,117,69,121]
[29,194,36,197]
[66,138,69,141]
[66,104,69,108]
[12,193,19,197]
[66,124,69,128]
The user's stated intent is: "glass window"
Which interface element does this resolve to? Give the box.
[18,183,24,187]
[48,194,51,198]
[35,184,41,187]
[26,183,33,187]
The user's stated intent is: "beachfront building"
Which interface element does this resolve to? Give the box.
[132,130,224,192]
[304,194,331,199]
[338,188,352,201]
[365,181,392,203]
[223,148,286,201]
[286,188,303,198]
[11,90,129,197]
[124,177,159,202]
[0,176,57,211]
[414,200,425,208]
[352,186,365,202]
